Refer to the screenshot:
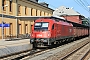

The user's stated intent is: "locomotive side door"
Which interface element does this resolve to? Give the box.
[54,24,56,39]
[51,24,56,41]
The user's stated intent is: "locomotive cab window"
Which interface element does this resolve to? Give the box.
[34,22,49,30]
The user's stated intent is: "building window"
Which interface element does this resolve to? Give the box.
[31,8,33,16]
[19,24,22,34]
[25,6,28,15]
[2,0,6,10]
[9,23,13,36]
[25,24,28,34]
[40,11,41,16]
[44,12,45,16]
[10,0,12,12]
[36,9,37,16]
[18,4,21,14]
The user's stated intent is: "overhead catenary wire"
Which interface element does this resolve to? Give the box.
[79,0,89,10]
[74,0,89,13]
[40,0,90,16]
[82,0,90,6]
[39,0,90,12]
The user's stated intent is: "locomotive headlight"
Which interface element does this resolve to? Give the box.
[48,34,50,36]
[31,34,33,37]
[48,32,51,36]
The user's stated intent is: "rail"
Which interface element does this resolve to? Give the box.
[80,49,90,60]
[60,42,90,60]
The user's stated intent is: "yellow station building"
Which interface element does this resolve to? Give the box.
[0,0,54,39]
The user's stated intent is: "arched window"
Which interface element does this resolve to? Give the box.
[40,11,41,16]
[2,0,6,10]
[31,8,33,16]
[10,0,12,12]
[36,9,37,16]
[25,6,27,15]
[18,4,21,14]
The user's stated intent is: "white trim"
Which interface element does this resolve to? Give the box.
[16,16,65,20]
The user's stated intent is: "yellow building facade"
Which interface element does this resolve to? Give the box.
[0,0,53,39]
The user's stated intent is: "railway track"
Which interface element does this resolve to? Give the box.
[0,48,48,60]
[0,42,66,60]
[81,47,90,60]
[60,41,90,60]
[0,37,89,60]
[27,37,89,60]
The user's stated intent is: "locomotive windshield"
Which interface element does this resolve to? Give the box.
[34,22,49,30]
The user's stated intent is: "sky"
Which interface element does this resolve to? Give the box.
[39,0,90,18]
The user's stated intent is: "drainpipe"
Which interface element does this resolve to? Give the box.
[16,0,18,38]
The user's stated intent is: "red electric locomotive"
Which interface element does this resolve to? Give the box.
[30,16,74,48]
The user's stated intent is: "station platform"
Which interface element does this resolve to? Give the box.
[0,38,32,57]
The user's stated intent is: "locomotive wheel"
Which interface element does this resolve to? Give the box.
[49,42,54,48]
[51,42,54,45]
[32,42,37,49]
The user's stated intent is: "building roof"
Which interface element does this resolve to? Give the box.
[26,0,54,11]
[53,6,81,16]
[39,2,49,7]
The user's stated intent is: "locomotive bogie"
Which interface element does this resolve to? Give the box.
[30,38,56,48]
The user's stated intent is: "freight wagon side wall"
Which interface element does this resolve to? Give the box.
[73,27,77,37]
